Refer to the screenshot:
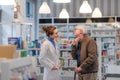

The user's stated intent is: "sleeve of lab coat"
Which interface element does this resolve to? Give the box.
[39,42,54,71]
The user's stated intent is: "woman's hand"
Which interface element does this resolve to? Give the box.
[51,66,58,70]
[58,64,62,69]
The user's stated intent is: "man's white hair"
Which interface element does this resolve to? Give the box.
[75,25,87,34]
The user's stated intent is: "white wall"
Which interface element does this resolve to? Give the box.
[0,0,35,45]
[1,5,14,45]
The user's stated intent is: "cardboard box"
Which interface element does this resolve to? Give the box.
[0,45,16,59]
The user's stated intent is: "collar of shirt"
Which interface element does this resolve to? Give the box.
[48,37,54,41]
[48,37,56,48]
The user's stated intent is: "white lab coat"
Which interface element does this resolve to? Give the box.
[39,39,60,80]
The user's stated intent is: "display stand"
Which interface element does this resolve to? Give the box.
[1,57,36,80]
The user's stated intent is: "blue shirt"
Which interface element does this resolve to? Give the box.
[48,38,56,48]
[77,41,81,67]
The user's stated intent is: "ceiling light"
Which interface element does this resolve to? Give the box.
[92,8,102,18]
[79,0,92,13]
[0,0,15,5]
[59,8,69,18]
[53,0,71,3]
[92,0,102,18]
[39,1,51,14]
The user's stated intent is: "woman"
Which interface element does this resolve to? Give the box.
[39,26,61,80]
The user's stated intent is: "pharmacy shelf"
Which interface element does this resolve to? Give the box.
[91,35,116,38]
[39,17,120,80]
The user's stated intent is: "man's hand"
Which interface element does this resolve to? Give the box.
[72,37,81,46]
[74,67,82,73]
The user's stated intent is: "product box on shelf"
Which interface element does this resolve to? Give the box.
[69,59,77,67]
[117,50,120,59]
[8,37,22,49]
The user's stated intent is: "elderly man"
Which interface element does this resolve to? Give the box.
[71,25,98,80]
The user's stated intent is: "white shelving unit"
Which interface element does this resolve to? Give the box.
[0,22,33,45]
[1,57,36,80]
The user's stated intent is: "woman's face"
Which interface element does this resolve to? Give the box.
[50,29,58,39]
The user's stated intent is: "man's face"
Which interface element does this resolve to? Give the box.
[74,29,83,39]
